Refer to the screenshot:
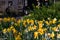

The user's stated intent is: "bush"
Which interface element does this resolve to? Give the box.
[23,2,60,20]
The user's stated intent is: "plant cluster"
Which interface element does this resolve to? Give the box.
[0,17,60,40]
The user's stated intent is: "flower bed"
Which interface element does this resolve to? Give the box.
[0,17,60,40]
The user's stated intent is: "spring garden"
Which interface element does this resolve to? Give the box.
[0,1,60,40]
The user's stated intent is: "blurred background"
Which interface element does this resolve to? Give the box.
[0,0,60,17]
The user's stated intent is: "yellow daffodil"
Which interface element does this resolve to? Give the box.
[23,20,27,27]
[18,32,22,35]
[28,26,33,31]
[28,25,36,31]
[52,20,56,24]
[52,27,58,31]
[10,25,14,29]
[17,19,21,24]
[30,19,34,25]
[39,24,43,28]
[38,21,43,28]
[49,20,52,25]
[38,21,43,24]
[43,28,47,32]
[2,28,7,34]
[12,28,17,34]
[45,21,50,25]
[7,17,11,22]
[15,35,21,40]
[37,28,44,35]
[50,32,55,38]
[34,32,38,39]
[14,22,20,27]
[3,18,7,22]
[52,18,57,24]
[32,25,37,30]
[57,24,60,28]
[26,19,30,24]
[11,17,16,21]
[14,23,18,26]
[7,28,11,32]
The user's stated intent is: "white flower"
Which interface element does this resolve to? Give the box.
[48,18,50,20]
[54,18,57,21]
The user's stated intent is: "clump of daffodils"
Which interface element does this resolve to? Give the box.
[1,17,60,40]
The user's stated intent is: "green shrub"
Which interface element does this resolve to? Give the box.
[23,2,60,20]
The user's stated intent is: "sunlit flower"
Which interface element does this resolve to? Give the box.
[38,21,43,24]
[7,17,11,22]
[39,24,43,28]
[17,19,21,26]
[3,18,7,22]
[52,27,58,31]
[18,32,22,35]
[50,32,55,38]
[1,18,60,40]
[38,21,43,28]
[45,21,50,25]
[49,21,52,25]
[52,18,57,24]
[34,32,38,39]
[2,28,7,34]
[11,17,16,21]
[47,18,50,20]
[10,25,14,29]
[32,25,37,30]
[28,25,36,31]
[37,28,44,35]
[28,26,33,31]
[30,19,34,25]
[7,28,11,32]
[26,19,30,24]
[15,35,21,40]
[57,24,60,28]
[23,20,26,27]
[12,28,17,33]
[14,23,18,26]
[43,28,47,32]
[47,33,51,37]
[17,19,21,24]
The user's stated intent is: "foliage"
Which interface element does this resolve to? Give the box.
[23,3,60,20]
